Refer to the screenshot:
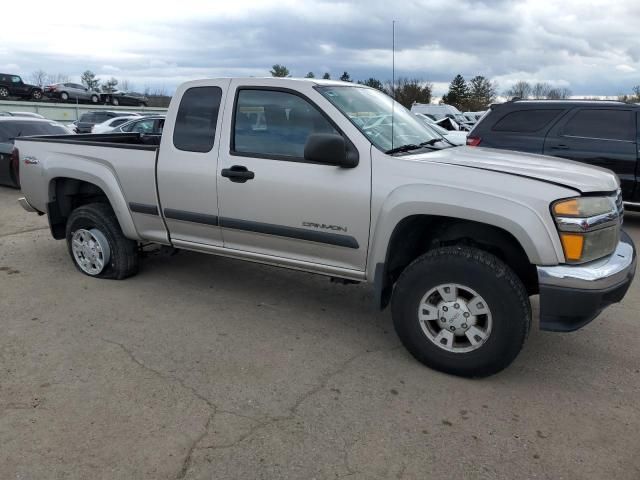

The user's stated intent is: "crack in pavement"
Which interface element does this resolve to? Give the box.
[100,338,219,480]
[102,336,401,479]
[0,226,49,239]
[198,344,402,457]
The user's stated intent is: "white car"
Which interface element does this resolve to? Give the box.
[414,113,467,145]
[91,116,139,134]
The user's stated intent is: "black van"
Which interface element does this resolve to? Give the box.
[467,100,640,206]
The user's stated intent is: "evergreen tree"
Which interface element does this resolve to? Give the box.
[322,72,331,80]
[339,71,352,82]
[304,72,315,78]
[441,74,469,110]
[358,78,385,91]
[270,64,290,77]
[467,75,497,110]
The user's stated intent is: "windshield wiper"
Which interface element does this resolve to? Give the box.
[385,138,441,155]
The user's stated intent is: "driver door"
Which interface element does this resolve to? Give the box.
[216,81,372,272]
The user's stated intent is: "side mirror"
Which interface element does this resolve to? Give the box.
[303,133,359,168]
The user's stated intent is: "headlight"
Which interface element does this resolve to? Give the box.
[552,195,620,264]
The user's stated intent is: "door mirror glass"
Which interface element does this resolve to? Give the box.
[304,133,358,168]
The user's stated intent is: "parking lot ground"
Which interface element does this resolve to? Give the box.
[1,185,639,480]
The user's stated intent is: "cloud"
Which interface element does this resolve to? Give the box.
[1,0,639,95]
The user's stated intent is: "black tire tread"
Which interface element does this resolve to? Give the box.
[65,203,138,280]
[391,246,531,377]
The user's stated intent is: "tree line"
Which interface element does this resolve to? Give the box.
[271,65,499,111]
[504,80,572,100]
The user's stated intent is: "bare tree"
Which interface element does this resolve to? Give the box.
[30,69,48,87]
[120,79,131,92]
[46,73,70,85]
[547,87,571,99]
[531,82,551,99]
[505,81,532,100]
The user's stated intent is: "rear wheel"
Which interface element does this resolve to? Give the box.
[60,92,69,101]
[0,87,9,99]
[66,203,139,279]
[112,97,119,106]
[391,246,530,377]
[31,89,43,100]
[91,94,99,103]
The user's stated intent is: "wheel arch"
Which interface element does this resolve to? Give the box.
[368,185,562,309]
[47,174,139,241]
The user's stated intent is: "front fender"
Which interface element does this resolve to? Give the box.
[366,183,566,283]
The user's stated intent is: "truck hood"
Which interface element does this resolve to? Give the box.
[417,146,619,194]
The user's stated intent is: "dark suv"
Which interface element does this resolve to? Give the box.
[0,74,44,101]
[467,100,640,206]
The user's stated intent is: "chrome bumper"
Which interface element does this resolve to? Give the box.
[536,231,636,332]
[538,231,636,291]
[18,196,38,213]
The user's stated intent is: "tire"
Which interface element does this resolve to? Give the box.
[31,89,43,101]
[65,203,139,280]
[112,97,119,106]
[391,246,531,377]
[0,87,9,99]
[60,92,69,101]
[91,95,99,104]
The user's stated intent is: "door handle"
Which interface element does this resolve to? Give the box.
[221,165,255,183]
[551,144,569,150]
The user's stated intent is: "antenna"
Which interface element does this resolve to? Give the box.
[391,20,396,150]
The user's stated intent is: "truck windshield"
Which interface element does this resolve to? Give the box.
[317,86,447,154]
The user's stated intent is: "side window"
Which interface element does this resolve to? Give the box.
[233,89,339,159]
[562,109,634,141]
[11,76,21,84]
[492,109,563,133]
[173,86,222,152]
[111,118,129,127]
[132,120,154,133]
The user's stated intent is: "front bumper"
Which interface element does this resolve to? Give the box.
[537,231,636,332]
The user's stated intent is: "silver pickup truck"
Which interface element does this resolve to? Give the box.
[16,78,637,377]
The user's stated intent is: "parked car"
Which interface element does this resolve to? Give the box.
[44,83,101,104]
[111,115,165,135]
[0,74,43,101]
[0,117,70,187]
[91,116,139,134]
[467,100,640,206]
[7,111,45,118]
[66,120,78,133]
[16,78,636,378]
[76,111,142,133]
[101,90,148,107]
[411,103,473,131]
[414,113,468,145]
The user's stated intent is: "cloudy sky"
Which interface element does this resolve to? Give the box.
[2,0,639,97]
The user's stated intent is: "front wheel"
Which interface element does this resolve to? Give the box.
[391,246,531,377]
[66,203,139,279]
[111,97,119,106]
[91,95,99,103]
[31,89,43,100]
[0,87,9,99]
[60,92,69,101]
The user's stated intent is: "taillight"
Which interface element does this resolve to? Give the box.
[466,136,482,147]
[10,147,19,187]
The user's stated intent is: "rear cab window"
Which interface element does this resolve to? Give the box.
[173,86,222,152]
